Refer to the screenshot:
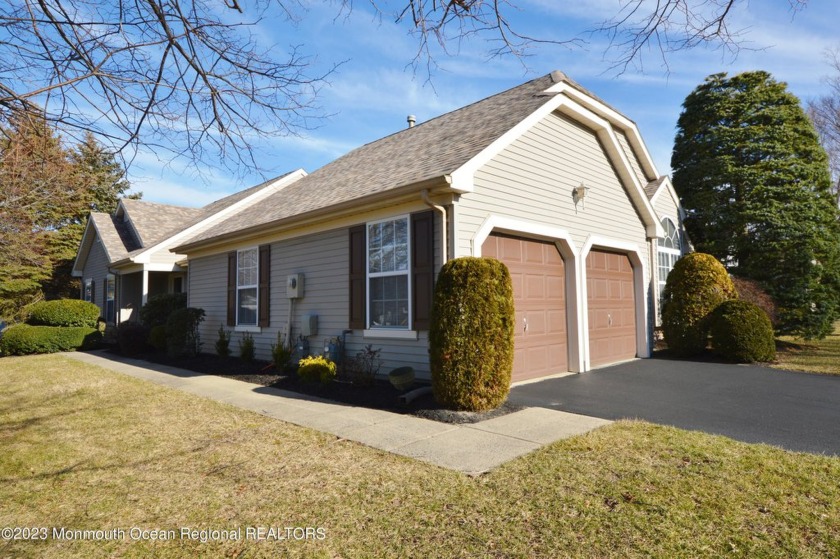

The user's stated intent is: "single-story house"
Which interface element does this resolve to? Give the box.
[75,71,687,382]
[71,171,306,324]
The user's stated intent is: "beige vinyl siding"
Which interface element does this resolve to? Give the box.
[615,129,649,186]
[653,189,681,227]
[188,251,229,353]
[456,111,650,262]
[81,238,111,317]
[189,225,436,379]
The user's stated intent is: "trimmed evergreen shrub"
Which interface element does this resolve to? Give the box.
[270,331,292,371]
[429,256,514,411]
[148,325,168,352]
[297,355,337,384]
[0,324,101,355]
[27,299,100,328]
[165,307,205,358]
[117,322,149,356]
[239,331,255,363]
[710,300,776,363]
[139,292,187,328]
[215,324,232,358]
[662,253,737,356]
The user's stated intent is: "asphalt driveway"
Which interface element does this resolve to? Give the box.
[508,358,840,456]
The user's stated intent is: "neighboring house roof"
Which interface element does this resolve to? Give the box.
[645,177,668,200]
[72,171,302,275]
[177,70,664,252]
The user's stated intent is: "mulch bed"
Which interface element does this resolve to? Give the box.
[124,350,521,424]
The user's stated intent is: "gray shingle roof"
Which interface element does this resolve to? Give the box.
[645,177,667,200]
[181,73,568,247]
[119,199,203,248]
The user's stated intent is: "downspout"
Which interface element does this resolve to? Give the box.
[421,189,448,264]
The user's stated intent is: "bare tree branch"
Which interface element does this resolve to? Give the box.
[808,48,840,207]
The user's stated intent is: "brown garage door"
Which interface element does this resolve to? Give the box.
[586,250,637,368]
[482,234,568,383]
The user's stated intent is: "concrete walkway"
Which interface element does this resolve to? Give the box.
[65,351,610,475]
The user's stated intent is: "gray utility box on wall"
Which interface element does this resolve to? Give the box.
[301,314,318,337]
[286,273,304,299]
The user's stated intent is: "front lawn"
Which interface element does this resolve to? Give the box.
[1,354,839,558]
[774,321,840,375]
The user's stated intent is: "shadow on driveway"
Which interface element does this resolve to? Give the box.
[508,358,840,456]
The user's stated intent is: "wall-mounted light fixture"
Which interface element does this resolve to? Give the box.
[573,183,590,208]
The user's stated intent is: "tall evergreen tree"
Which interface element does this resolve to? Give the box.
[0,114,136,319]
[672,71,840,339]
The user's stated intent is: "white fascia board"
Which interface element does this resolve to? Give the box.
[549,82,660,180]
[72,215,113,275]
[555,99,665,240]
[131,169,307,264]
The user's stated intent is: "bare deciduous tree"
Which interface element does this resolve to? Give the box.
[808,49,840,206]
[0,0,809,173]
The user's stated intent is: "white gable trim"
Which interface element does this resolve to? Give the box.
[548,82,659,181]
[131,169,307,264]
[649,176,686,221]
[72,216,112,276]
[451,92,664,239]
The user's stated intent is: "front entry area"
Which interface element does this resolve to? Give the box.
[586,250,637,368]
[482,234,569,383]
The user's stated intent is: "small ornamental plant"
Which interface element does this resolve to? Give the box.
[239,331,255,363]
[297,356,337,385]
[215,324,231,358]
[271,331,293,372]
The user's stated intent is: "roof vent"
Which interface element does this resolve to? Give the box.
[407,115,416,128]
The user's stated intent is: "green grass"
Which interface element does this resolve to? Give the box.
[2,354,840,558]
[774,321,840,375]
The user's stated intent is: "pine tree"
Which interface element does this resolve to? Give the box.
[672,71,840,339]
[0,115,136,319]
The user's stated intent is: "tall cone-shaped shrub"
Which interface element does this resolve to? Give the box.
[429,257,514,411]
[662,252,737,356]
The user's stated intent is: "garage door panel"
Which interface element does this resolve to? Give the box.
[482,234,568,382]
[587,250,637,368]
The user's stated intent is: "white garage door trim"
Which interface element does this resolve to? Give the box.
[472,215,583,372]
[580,235,649,371]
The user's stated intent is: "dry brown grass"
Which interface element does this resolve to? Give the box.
[774,321,840,375]
[2,354,839,558]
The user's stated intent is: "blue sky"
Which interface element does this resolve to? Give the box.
[129,0,840,207]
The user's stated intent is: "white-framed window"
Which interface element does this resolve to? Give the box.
[84,279,93,302]
[105,274,116,323]
[657,217,682,304]
[367,216,410,329]
[237,247,258,326]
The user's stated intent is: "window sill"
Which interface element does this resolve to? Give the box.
[234,325,262,334]
[363,329,418,340]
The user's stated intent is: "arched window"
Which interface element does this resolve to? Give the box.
[657,218,682,303]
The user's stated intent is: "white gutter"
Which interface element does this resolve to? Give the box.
[421,189,448,265]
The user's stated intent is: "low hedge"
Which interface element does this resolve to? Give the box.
[0,324,102,356]
[27,299,100,328]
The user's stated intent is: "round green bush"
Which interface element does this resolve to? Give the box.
[27,299,100,328]
[0,324,101,355]
[139,293,187,327]
[148,325,168,352]
[297,356,337,384]
[662,253,737,356]
[429,256,514,411]
[165,307,205,358]
[117,322,149,356]
[710,300,776,363]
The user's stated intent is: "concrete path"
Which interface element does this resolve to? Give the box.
[65,351,610,476]
[510,357,840,456]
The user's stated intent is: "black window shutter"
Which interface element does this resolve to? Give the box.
[258,244,270,327]
[349,225,366,330]
[227,251,237,327]
[411,210,435,331]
